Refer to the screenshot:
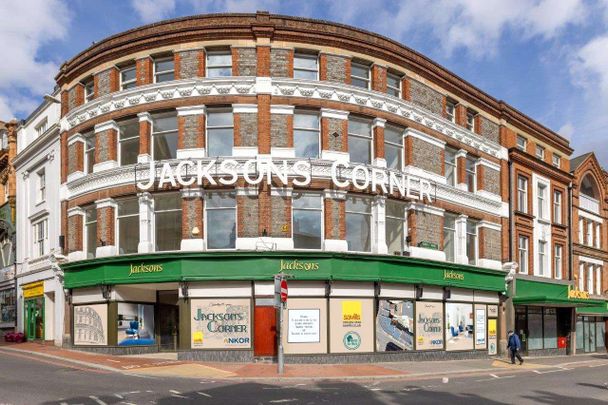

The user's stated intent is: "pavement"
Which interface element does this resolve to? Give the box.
[1,346,608,405]
[1,340,607,381]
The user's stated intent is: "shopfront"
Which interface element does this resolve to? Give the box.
[22,281,45,340]
[576,302,608,353]
[513,277,606,355]
[0,283,16,332]
[63,252,506,360]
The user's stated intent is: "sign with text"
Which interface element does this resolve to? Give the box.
[191,299,251,349]
[488,318,498,355]
[287,309,320,343]
[415,301,444,350]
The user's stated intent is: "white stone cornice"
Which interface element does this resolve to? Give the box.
[478,220,502,232]
[270,105,295,115]
[232,104,258,114]
[406,202,444,217]
[476,157,501,172]
[67,132,85,146]
[577,209,603,223]
[404,128,446,149]
[456,149,468,159]
[181,187,204,198]
[137,112,153,123]
[176,105,206,116]
[94,120,119,133]
[270,187,293,197]
[320,108,349,120]
[578,256,604,266]
[372,118,386,128]
[323,189,347,200]
[67,206,85,217]
[95,197,117,209]
[236,186,259,196]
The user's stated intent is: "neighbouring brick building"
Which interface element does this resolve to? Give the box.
[27,11,604,360]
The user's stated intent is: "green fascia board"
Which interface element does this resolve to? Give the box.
[576,302,608,315]
[513,278,605,307]
[63,251,507,292]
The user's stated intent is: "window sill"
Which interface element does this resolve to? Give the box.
[537,218,551,225]
[514,210,534,220]
[552,222,567,230]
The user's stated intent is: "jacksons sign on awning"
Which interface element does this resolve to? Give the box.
[136,159,435,202]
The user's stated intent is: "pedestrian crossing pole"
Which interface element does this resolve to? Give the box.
[274,274,289,374]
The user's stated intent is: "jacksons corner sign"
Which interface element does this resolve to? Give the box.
[136,159,435,202]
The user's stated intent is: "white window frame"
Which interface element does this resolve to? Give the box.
[293,110,320,159]
[465,157,477,193]
[537,183,547,221]
[595,223,601,249]
[350,61,370,90]
[517,175,528,213]
[444,147,458,188]
[118,118,140,166]
[116,198,139,254]
[579,263,585,291]
[151,112,178,161]
[291,192,324,250]
[518,235,529,274]
[204,191,238,250]
[36,169,46,204]
[466,110,476,131]
[347,117,373,165]
[384,124,404,171]
[552,154,561,168]
[446,100,456,123]
[35,118,48,137]
[83,78,94,103]
[153,56,175,83]
[538,240,547,277]
[443,213,457,262]
[153,193,182,252]
[84,131,95,175]
[587,221,593,247]
[205,108,234,157]
[32,218,48,258]
[345,195,373,253]
[553,190,562,225]
[596,266,602,295]
[206,50,232,77]
[516,135,527,151]
[386,71,402,98]
[579,218,584,245]
[84,206,97,259]
[536,145,545,160]
[554,245,562,279]
[466,219,479,266]
[385,199,406,255]
[120,64,137,90]
[293,52,318,80]
[588,265,594,294]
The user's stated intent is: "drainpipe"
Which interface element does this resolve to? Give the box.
[567,181,576,355]
[508,160,514,262]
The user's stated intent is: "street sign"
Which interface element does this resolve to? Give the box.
[280,279,288,303]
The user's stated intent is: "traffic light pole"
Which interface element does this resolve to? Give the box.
[278,300,285,375]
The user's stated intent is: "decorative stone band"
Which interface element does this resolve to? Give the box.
[61,77,506,160]
[65,158,507,217]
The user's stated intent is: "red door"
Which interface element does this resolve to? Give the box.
[254,306,277,356]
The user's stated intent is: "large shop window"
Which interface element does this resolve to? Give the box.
[118,118,139,166]
[376,299,414,351]
[348,117,372,165]
[466,219,478,265]
[350,61,370,89]
[117,198,139,254]
[206,50,232,77]
[384,124,404,170]
[117,303,155,346]
[84,130,95,174]
[0,288,16,324]
[151,111,178,161]
[206,109,234,157]
[577,316,606,353]
[84,205,97,259]
[154,56,175,83]
[386,199,406,255]
[293,111,320,158]
[292,192,322,249]
[346,195,372,252]
[205,191,236,249]
[526,307,557,350]
[445,302,474,351]
[444,147,457,187]
[154,193,181,252]
[443,213,457,262]
[293,52,318,80]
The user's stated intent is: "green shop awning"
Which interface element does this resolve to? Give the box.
[577,302,608,315]
[62,251,507,293]
[513,278,605,308]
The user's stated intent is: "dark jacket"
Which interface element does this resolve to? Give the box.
[508,333,521,351]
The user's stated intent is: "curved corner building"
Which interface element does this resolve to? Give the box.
[57,12,588,361]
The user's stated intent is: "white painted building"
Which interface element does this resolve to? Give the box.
[14,93,64,345]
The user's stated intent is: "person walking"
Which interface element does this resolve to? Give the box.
[507,330,524,365]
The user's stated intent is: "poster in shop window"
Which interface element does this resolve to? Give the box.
[288,309,320,343]
[474,305,487,349]
[117,303,155,346]
[191,299,251,349]
[73,304,108,346]
[445,303,474,351]
[415,301,444,350]
[488,319,497,355]
[376,299,414,351]
[329,298,374,353]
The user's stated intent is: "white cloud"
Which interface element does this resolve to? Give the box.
[0,0,71,118]
[130,0,176,23]
[557,122,575,140]
[573,34,608,95]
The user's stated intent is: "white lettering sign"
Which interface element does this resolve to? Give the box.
[137,159,433,202]
[288,309,321,343]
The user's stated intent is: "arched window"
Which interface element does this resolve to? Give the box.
[580,174,599,199]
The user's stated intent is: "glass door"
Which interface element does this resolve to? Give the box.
[25,298,44,341]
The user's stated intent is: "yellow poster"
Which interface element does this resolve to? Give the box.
[342,300,362,327]
[488,319,497,355]
[23,281,44,299]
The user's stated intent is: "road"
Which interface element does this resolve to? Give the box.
[0,350,607,404]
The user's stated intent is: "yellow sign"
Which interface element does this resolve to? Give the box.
[129,263,163,276]
[443,270,465,281]
[23,281,44,299]
[279,259,320,271]
[568,286,590,300]
[342,300,362,327]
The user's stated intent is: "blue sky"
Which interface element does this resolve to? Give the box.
[1,0,607,165]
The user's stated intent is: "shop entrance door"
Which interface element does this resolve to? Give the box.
[515,306,528,354]
[158,290,179,351]
[254,306,277,357]
[583,316,596,353]
[24,298,44,341]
